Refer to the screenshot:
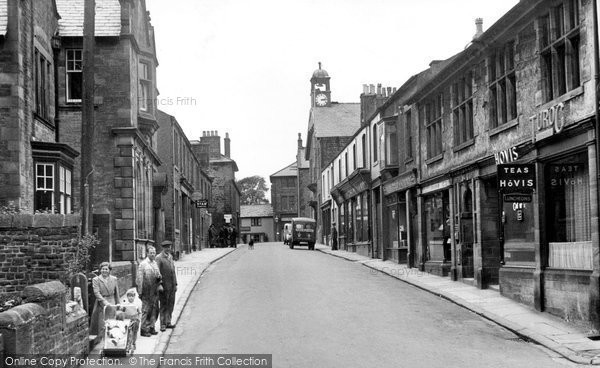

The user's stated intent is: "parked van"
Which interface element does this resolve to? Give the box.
[289,217,316,250]
[283,223,292,245]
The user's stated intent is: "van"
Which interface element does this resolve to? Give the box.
[283,223,292,245]
[289,217,316,250]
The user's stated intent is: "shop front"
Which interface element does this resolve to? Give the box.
[382,171,418,266]
[419,180,452,277]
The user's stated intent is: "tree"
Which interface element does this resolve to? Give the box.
[237,176,270,205]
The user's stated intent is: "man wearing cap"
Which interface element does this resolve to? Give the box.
[156,240,177,331]
[136,245,162,336]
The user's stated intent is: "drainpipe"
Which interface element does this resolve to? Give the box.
[591,0,600,330]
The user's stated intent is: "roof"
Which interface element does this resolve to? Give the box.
[56,0,121,37]
[0,0,7,37]
[240,204,273,218]
[308,103,360,138]
[270,162,297,178]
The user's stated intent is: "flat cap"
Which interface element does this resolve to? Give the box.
[160,240,173,247]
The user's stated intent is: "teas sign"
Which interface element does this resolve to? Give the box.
[497,164,536,193]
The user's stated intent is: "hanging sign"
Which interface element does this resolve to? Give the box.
[497,164,536,193]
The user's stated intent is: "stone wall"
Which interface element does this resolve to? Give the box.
[0,214,80,298]
[0,281,88,359]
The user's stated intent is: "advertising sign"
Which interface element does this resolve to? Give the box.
[195,199,208,208]
[497,164,536,193]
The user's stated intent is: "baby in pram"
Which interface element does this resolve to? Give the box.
[114,289,141,352]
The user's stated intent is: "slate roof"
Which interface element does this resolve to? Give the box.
[270,162,297,178]
[240,204,273,218]
[0,0,7,37]
[56,0,121,37]
[309,103,361,138]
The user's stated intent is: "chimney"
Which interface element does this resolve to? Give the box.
[297,133,303,149]
[369,84,375,94]
[362,84,369,94]
[224,132,231,158]
[387,87,392,97]
[473,18,483,39]
[377,83,382,95]
[200,130,221,158]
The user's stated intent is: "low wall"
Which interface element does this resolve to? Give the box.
[0,214,80,299]
[0,281,88,360]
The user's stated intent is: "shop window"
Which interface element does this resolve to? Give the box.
[66,49,82,103]
[423,93,443,159]
[347,201,354,243]
[424,191,450,262]
[546,154,591,269]
[452,71,474,146]
[361,193,369,242]
[489,42,517,128]
[539,0,580,103]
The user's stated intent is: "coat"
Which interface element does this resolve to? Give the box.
[90,274,119,335]
[156,251,177,291]
[136,257,161,300]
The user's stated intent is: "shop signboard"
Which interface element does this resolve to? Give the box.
[195,199,208,208]
[503,194,532,203]
[497,164,536,193]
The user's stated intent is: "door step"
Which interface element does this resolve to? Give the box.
[488,284,500,292]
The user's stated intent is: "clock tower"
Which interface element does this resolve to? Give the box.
[310,62,331,107]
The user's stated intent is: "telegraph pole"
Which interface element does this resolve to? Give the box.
[81,0,95,235]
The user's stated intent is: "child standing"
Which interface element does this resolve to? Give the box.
[119,289,141,353]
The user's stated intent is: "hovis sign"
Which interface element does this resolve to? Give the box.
[497,164,536,193]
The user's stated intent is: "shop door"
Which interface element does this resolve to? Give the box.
[456,183,474,279]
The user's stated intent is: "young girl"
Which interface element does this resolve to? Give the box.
[118,289,142,352]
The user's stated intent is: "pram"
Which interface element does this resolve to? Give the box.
[102,305,138,356]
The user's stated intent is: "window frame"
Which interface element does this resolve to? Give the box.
[489,42,517,129]
[66,49,83,103]
[423,93,444,160]
[452,71,474,147]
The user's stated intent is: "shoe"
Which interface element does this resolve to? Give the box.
[160,326,166,332]
[166,324,176,329]
[140,331,151,337]
[150,330,158,335]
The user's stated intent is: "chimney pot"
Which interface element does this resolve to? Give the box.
[377,84,382,95]
[363,84,369,94]
[474,18,484,39]
[387,87,392,96]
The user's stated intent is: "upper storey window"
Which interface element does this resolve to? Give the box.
[489,42,517,128]
[66,49,82,103]
[540,0,581,102]
[139,62,153,112]
[423,93,443,159]
[452,72,474,146]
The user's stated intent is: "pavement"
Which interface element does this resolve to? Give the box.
[88,247,238,361]
[315,244,600,366]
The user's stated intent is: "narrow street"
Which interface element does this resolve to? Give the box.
[166,243,569,368]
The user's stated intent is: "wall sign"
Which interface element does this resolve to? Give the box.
[494,146,519,165]
[497,164,536,193]
[195,199,208,208]
[531,102,565,142]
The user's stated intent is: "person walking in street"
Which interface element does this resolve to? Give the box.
[230,225,238,248]
[208,224,216,248]
[136,245,162,337]
[156,240,177,332]
[331,223,338,251]
[248,237,254,250]
[90,262,120,337]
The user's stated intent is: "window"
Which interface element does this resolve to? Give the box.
[352,144,357,171]
[424,93,443,159]
[385,120,398,165]
[372,125,378,162]
[546,153,592,269]
[35,50,50,119]
[452,72,474,146]
[66,49,82,103]
[251,218,262,226]
[489,42,517,128]
[139,62,152,112]
[35,163,73,214]
[361,134,366,168]
[540,0,580,102]
[338,159,342,181]
[405,110,412,159]
[344,152,348,176]
[35,163,54,212]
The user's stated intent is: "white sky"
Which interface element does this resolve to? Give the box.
[145,0,519,185]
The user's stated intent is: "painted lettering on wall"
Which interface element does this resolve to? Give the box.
[531,103,565,141]
[494,146,519,165]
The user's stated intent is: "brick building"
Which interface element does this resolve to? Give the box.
[191,131,241,240]
[156,110,212,256]
[304,64,360,243]
[55,0,162,265]
[270,161,298,241]
[0,0,79,213]
[296,133,311,219]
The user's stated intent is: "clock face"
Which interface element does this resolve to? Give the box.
[315,93,328,106]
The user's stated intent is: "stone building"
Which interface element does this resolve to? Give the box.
[296,133,311,219]
[305,64,360,243]
[0,0,78,213]
[156,110,212,256]
[270,161,298,241]
[191,131,241,240]
[55,0,162,267]
[323,0,600,328]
